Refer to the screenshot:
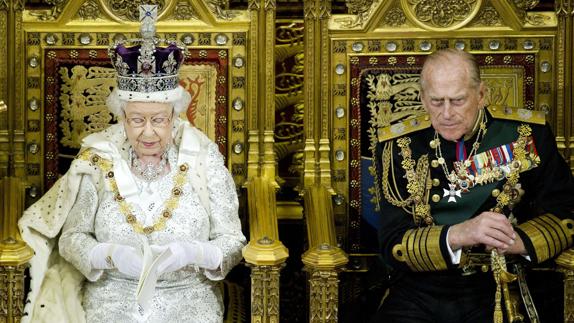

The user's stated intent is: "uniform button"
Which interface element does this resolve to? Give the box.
[491,189,500,197]
[431,160,439,168]
[432,194,441,202]
[432,178,440,187]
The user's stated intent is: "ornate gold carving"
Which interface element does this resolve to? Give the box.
[0,175,33,323]
[275,53,304,96]
[563,269,574,322]
[525,13,552,26]
[309,270,339,323]
[301,185,347,322]
[512,0,539,10]
[76,0,102,20]
[248,0,260,11]
[58,65,116,149]
[171,1,197,20]
[338,0,375,28]
[207,0,237,20]
[274,37,304,177]
[383,6,407,27]
[249,265,282,323]
[29,0,69,21]
[0,264,28,322]
[555,0,573,16]
[557,249,574,322]
[0,12,5,130]
[473,5,502,26]
[400,0,482,30]
[481,69,526,108]
[101,0,166,22]
[275,22,304,178]
[304,0,317,19]
[276,103,303,140]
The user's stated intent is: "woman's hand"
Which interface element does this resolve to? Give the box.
[150,241,222,275]
[89,243,143,278]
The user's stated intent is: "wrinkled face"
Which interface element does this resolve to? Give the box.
[123,101,174,158]
[421,60,485,141]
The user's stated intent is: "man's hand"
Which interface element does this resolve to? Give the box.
[486,234,527,255]
[448,211,516,251]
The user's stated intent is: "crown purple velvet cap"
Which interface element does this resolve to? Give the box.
[108,40,186,94]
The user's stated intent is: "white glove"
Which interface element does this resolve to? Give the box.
[89,243,143,278]
[150,241,222,275]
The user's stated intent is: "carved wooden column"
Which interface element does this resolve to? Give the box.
[1,0,25,176]
[302,0,346,320]
[555,1,574,322]
[555,0,573,170]
[302,0,333,189]
[242,177,288,323]
[0,177,34,323]
[302,185,348,323]
[0,1,32,322]
[247,0,278,182]
[556,250,574,323]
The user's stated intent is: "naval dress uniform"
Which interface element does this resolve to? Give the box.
[371,106,574,323]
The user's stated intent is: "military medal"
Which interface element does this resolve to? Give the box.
[443,183,462,203]
[433,109,488,203]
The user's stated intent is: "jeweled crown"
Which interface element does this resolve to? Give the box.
[108,5,187,94]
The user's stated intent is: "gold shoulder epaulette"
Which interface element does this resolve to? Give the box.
[487,106,546,125]
[378,113,432,142]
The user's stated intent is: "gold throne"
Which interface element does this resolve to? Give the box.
[0,1,287,322]
[2,0,574,322]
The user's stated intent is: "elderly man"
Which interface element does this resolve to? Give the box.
[371,49,574,322]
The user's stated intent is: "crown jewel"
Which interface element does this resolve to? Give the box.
[108,5,187,94]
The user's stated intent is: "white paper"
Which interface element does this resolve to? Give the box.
[134,240,172,320]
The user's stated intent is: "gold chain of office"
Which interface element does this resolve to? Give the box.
[79,150,189,235]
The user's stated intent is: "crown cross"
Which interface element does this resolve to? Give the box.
[138,5,157,76]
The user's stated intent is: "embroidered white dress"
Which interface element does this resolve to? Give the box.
[21,121,246,323]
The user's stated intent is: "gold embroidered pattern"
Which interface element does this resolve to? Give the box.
[518,214,574,263]
[381,138,432,225]
[79,150,189,235]
[392,226,447,271]
[489,124,534,323]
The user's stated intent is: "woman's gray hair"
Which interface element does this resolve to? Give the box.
[106,85,192,118]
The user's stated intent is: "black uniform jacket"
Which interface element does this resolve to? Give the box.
[375,106,574,290]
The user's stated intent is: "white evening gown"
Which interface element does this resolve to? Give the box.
[59,143,245,323]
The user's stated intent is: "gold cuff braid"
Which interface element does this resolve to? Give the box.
[518,213,574,263]
[392,226,447,271]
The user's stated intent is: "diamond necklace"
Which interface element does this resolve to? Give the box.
[130,147,168,182]
[431,109,488,202]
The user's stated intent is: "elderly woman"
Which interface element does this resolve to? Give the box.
[18,6,245,323]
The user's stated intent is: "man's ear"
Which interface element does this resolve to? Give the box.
[477,81,486,107]
[419,89,428,112]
